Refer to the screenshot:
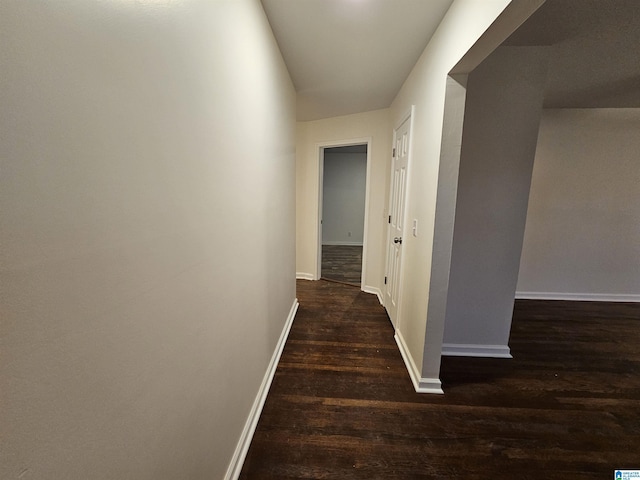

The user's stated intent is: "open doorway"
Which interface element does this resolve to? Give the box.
[319,144,368,286]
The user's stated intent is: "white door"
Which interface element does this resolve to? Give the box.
[384,115,411,328]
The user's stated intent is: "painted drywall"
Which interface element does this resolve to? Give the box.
[0,1,295,479]
[517,108,640,301]
[388,0,512,385]
[421,75,468,372]
[442,47,549,354]
[296,109,391,295]
[322,151,367,245]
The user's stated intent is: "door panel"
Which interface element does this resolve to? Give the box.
[384,116,411,327]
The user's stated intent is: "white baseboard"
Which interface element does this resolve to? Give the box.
[322,241,364,246]
[363,286,383,305]
[224,298,299,480]
[441,343,512,358]
[296,272,315,281]
[515,291,640,303]
[394,331,443,394]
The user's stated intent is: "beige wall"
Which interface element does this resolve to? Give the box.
[389,0,512,387]
[518,108,640,301]
[0,1,296,479]
[296,109,391,294]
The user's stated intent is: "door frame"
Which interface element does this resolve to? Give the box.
[316,137,372,290]
[384,106,415,330]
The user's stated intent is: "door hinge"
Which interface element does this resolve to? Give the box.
[384,276,387,285]
[392,147,396,157]
[388,215,391,224]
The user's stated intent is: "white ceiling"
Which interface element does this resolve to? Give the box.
[261,0,454,121]
[262,0,640,121]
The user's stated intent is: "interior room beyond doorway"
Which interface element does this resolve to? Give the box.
[321,144,367,286]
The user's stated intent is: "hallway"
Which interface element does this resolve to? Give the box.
[240,280,640,479]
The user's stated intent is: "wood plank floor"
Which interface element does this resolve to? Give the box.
[321,245,362,286]
[239,280,640,479]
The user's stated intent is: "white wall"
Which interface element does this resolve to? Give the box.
[389,0,512,390]
[0,1,296,479]
[296,109,391,296]
[517,108,640,301]
[442,47,549,356]
[322,151,367,245]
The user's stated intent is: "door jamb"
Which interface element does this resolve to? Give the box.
[316,137,372,290]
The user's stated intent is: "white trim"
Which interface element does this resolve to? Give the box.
[394,105,414,129]
[316,137,372,287]
[363,286,383,305]
[515,291,640,303]
[224,299,299,480]
[394,331,444,394]
[361,140,373,291]
[441,343,512,358]
[316,146,324,280]
[296,272,315,281]
[321,241,364,246]
[416,376,443,394]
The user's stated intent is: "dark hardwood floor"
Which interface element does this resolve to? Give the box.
[321,245,362,286]
[239,280,640,479]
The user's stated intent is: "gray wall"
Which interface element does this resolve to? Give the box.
[517,108,640,301]
[442,47,549,356]
[0,1,296,478]
[322,151,367,245]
